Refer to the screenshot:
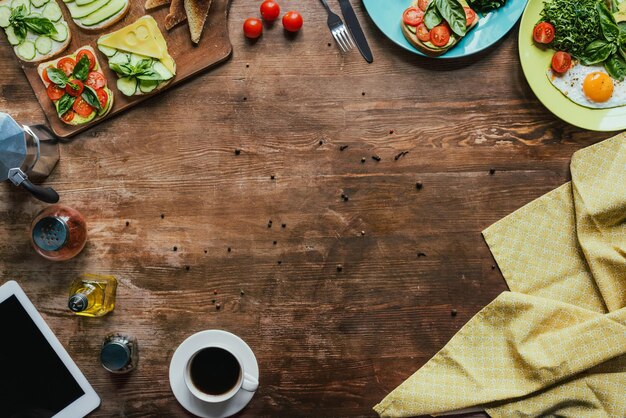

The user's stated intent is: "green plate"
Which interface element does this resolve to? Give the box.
[520,0,626,131]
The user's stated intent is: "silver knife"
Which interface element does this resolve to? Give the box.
[338,0,373,63]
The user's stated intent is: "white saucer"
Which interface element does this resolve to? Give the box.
[169,330,259,418]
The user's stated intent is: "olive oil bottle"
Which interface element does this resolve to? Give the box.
[68,274,117,317]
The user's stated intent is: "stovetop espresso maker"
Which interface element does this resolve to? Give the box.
[0,112,60,203]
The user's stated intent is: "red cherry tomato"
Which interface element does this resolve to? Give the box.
[46,83,65,101]
[418,0,430,11]
[464,7,475,27]
[72,97,94,117]
[76,49,96,70]
[243,17,263,39]
[533,21,555,44]
[42,65,53,84]
[65,79,84,97]
[551,51,571,74]
[86,71,106,89]
[96,88,108,109]
[416,23,430,42]
[61,110,75,123]
[57,57,76,77]
[260,0,280,22]
[403,7,424,26]
[282,11,303,32]
[430,25,450,47]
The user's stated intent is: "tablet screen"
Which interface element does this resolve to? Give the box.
[0,295,85,418]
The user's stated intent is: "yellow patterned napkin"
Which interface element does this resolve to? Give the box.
[374,133,626,418]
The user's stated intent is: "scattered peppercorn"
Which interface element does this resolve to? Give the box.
[227,247,231,252]
[336,264,343,272]
[235,149,241,155]
[492,264,496,270]
[372,155,381,162]
[212,299,216,304]
[416,182,423,190]
[185,266,190,271]
[271,175,275,180]
[125,221,129,227]
[489,168,496,175]
[319,140,323,145]
[361,231,365,236]
[417,252,426,258]
[216,303,221,310]
[273,241,277,245]
[173,246,178,252]
[204,250,208,254]
[240,290,245,296]
[389,129,395,134]
[278,260,282,265]
[341,193,349,202]
[451,309,457,317]
[361,157,366,163]
[213,289,218,295]
[281,223,286,228]
[161,214,165,219]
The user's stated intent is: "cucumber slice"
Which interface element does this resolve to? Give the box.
[108,51,130,66]
[129,53,151,67]
[80,0,125,26]
[16,40,36,60]
[43,2,63,21]
[6,25,20,45]
[0,6,11,28]
[50,21,67,41]
[152,61,174,81]
[139,79,158,94]
[76,0,96,5]
[31,0,50,7]
[97,87,113,116]
[35,36,52,54]
[10,0,29,13]
[117,76,137,96]
[97,44,117,57]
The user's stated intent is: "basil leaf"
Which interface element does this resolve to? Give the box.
[56,94,75,118]
[619,22,626,46]
[46,67,68,87]
[136,70,160,80]
[13,23,27,43]
[435,0,466,37]
[424,0,443,30]
[9,5,26,23]
[110,63,132,77]
[466,0,505,12]
[81,86,101,111]
[597,2,619,43]
[73,54,90,81]
[580,39,617,64]
[604,53,626,81]
[23,17,57,36]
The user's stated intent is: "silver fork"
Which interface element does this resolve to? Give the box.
[319,0,355,53]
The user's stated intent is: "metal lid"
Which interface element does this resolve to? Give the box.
[68,293,88,312]
[101,341,131,372]
[32,216,69,252]
[0,112,26,182]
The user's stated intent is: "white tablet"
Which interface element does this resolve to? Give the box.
[0,280,100,418]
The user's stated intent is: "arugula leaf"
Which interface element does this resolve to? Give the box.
[46,67,69,87]
[424,0,443,30]
[580,39,617,65]
[73,54,90,81]
[435,0,467,37]
[56,94,75,117]
[81,86,101,111]
[597,2,620,43]
[604,53,626,80]
[23,16,57,36]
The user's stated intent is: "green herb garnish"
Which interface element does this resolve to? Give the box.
[110,58,159,80]
[466,0,506,12]
[8,5,57,44]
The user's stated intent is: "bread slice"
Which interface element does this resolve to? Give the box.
[0,0,71,63]
[401,0,479,57]
[184,0,212,43]
[165,0,187,30]
[72,0,131,31]
[145,0,170,10]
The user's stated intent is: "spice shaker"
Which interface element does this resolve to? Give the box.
[100,333,138,374]
[30,205,87,261]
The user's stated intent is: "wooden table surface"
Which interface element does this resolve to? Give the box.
[0,1,615,417]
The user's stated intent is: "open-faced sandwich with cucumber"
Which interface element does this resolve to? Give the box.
[97,15,176,96]
[62,0,129,30]
[401,0,479,56]
[38,46,114,125]
[0,0,70,62]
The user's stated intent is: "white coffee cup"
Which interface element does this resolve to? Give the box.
[183,344,259,403]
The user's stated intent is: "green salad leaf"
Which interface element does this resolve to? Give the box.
[46,67,68,87]
[466,0,506,13]
[580,39,617,64]
[424,1,443,29]
[56,94,75,118]
[81,86,101,111]
[8,4,56,44]
[72,54,91,82]
[605,53,626,80]
[435,0,467,36]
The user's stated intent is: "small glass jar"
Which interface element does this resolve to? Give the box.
[100,333,138,374]
[30,205,87,261]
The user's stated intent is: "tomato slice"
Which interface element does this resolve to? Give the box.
[416,23,430,42]
[96,88,108,109]
[72,97,94,117]
[65,79,84,97]
[551,51,571,74]
[57,57,76,77]
[61,110,75,123]
[418,0,430,11]
[42,66,54,84]
[76,49,96,70]
[403,7,424,27]
[430,25,450,47]
[533,22,555,44]
[86,71,106,90]
[464,7,476,27]
[46,84,65,101]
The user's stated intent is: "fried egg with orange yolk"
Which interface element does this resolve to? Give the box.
[547,63,625,109]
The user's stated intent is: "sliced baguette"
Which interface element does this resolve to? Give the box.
[145,0,170,10]
[165,0,187,30]
[401,0,479,57]
[184,0,212,43]
[72,0,131,31]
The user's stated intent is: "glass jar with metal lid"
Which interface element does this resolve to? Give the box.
[100,333,138,374]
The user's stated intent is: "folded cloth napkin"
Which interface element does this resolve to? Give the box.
[374,133,626,418]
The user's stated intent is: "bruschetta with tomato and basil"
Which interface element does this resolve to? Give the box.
[37,46,114,125]
[401,0,479,57]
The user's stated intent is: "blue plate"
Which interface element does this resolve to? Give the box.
[362,0,528,58]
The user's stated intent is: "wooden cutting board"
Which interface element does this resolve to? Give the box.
[14,0,232,138]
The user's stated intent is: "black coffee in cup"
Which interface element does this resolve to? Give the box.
[189,347,241,395]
